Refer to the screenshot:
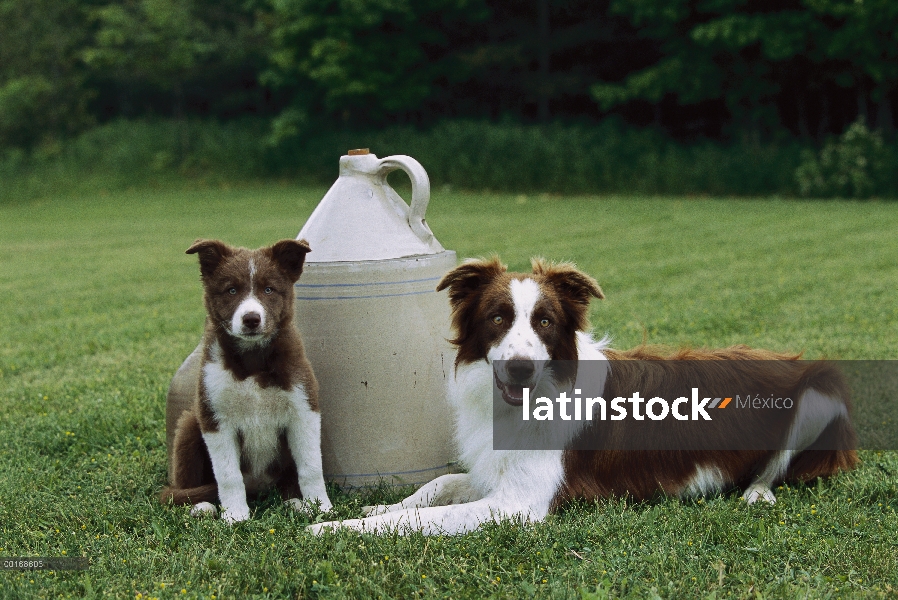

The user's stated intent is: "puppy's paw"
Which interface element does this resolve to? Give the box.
[742,484,777,505]
[189,502,218,518]
[286,497,333,515]
[221,505,251,524]
[286,498,314,515]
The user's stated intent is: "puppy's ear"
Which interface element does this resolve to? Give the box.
[270,239,311,282]
[532,258,604,305]
[437,257,507,308]
[186,239,233,278]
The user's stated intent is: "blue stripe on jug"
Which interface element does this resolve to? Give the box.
[295,276,443,300]
[295,275,442,288]
[295,290,434,301]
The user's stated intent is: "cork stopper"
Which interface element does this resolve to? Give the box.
[348,148,370,156]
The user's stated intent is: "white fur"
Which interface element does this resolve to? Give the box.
[201,340,331,522]
[682,465,727,497]
[201,428,249,523]
[189,502,218,518]
[363,473,480,516]
[286,408,331,511]
[231,295,266,338]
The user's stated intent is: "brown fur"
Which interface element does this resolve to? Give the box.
[160,238,318,506]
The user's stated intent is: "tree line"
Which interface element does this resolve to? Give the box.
[2,0,897,150]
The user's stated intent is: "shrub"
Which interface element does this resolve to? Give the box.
[795,118,895,199]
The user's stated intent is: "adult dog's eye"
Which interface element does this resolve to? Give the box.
[264,287,273,294]
[228,287,237,295]
[492,315,503,325]
[540,318,550,328]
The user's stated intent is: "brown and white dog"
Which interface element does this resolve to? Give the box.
[161,239,332,523]
[309,257,856,535]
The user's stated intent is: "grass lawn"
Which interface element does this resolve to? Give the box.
[1,184,897,598]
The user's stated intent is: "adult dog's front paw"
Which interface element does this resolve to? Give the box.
[362,504,391,516]
[742,484,777,505]
[307,520,345,535]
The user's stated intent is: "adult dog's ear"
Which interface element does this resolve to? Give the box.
[436,257,507,309]
[531,258,604,304]
[186,239,233,279]
[532,258,603,332]
[438,257,507,355]
[270,239,312,282]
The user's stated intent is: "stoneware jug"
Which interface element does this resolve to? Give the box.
[294,150,457,488]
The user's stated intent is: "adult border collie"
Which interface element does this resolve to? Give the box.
[310,257,855,535]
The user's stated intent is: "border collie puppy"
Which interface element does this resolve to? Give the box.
[309,257,855,535]
[161,239,332,523]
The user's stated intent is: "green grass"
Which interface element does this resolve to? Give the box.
[1,186,897,598]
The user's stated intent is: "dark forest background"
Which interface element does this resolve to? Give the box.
[3,0,898,198]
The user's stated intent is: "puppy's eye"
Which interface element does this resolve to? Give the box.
[264,287,273,294]
[540,318,550,328]
[492,315,503,325]
[228,287,237,295]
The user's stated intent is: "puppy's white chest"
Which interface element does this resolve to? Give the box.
[203,361,297,427]
[202,359,306,477]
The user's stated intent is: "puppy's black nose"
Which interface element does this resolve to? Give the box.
[507,359,535,382]
[242,312,261,329]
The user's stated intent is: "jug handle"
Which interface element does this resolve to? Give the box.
[377,155,435,245]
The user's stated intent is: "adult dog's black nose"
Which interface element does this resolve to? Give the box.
[507,359,535,382]
[242,312,261,329]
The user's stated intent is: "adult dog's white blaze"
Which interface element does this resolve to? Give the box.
[489,279,550,386]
